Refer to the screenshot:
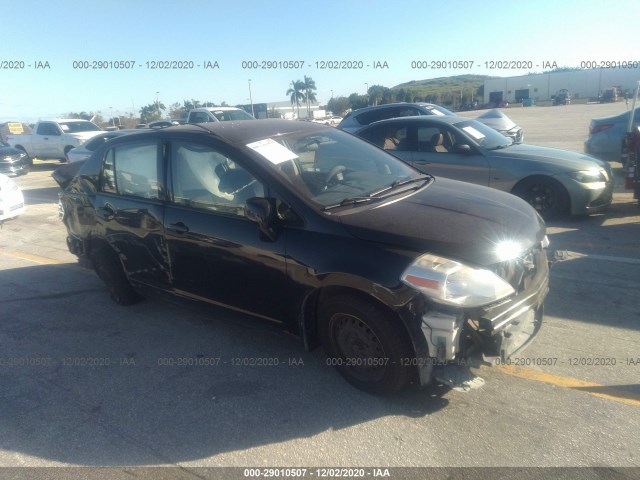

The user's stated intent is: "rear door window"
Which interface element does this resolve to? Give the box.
[100,142,162,199]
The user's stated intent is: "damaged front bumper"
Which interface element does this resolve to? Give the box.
[415,246,549,386]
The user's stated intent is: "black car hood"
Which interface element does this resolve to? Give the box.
[337,177,545,266]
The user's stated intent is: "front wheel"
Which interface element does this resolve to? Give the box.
[512,177,569,220]
[319,295,414,394]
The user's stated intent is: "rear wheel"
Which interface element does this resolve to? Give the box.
[62,146,74,163]
[92,246,142,306]
[513,176,569,220]
[319,294,414,394]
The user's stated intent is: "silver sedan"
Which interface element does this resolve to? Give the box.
[355,116,613,219]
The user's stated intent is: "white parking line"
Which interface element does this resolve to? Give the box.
[553,250,640,265]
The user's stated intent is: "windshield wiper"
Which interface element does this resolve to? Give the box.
[322,196,374,210]
[489,143,512,150]
[390,173,433,189]
[322,174,432,211]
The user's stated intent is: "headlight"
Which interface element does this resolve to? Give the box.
[401,254,515,308]
[569,169,606,183]
[494,240,524,262]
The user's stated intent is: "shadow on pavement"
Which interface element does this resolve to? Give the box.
[0,263,449,465]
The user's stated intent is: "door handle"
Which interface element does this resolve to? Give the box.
[96,204,115,220]
[167,222,189,234]
[414,160,432,165]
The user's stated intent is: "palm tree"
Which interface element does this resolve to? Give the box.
[302,75,317,117]
[286,80,305,118]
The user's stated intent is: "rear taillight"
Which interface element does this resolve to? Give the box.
[590,123,614,135]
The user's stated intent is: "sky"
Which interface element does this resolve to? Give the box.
[1,0,638,122]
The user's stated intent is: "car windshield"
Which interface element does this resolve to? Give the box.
[212,110,255,121]
[246,128,425,208]
[422,104,454,116]
[59,121,102,133]
[453,119,513,150]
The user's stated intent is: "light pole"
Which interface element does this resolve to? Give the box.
[155,91,160,118]
[248,79,255,117]
[365,83,369,105]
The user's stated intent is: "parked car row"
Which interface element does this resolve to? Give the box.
[337,103,525,144]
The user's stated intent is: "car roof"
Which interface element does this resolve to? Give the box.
[44,118,95,123]
[108,119,332,146]
[358,115,464,130]
[191,107,244,112]
[351,102,449,113]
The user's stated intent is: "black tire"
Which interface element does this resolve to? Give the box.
[62,146,74,163]
[512,176,569,220]
[92,246,142,306]
[319,294,414,394]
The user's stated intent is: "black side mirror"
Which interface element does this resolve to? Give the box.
[454,144,473,154]
[245,197,278,242]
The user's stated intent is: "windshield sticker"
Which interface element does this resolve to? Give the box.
[462,126,485,140]
[60,124,70,132]
[430,109,445,116]
[247,138,298,165]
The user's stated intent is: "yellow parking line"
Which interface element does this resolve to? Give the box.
[0,249,65,265]
[496,364,640,408]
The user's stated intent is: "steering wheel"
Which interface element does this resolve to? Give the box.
[325,165,346,185]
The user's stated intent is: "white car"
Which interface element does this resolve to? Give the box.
[312,115,343,126]
[0,173,25,222]
[186,107,255,123]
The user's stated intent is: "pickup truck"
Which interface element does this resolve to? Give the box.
[7,119,103,161]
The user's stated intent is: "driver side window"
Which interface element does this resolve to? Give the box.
[170,142,264,216]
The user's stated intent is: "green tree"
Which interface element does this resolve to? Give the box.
[286,80,305,118]
[66,111,93,120]
[367,85,387,106]
[303,75,317,117]
[348,93,369,110]
[169,102,185,120]
[327,96,350,116]
[139,102,165,122]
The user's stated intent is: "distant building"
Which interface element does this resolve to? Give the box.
[263,100,322,119]
[483,69,639,105]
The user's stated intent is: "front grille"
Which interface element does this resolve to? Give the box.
[9,202,24,211]
[490,247,543,293]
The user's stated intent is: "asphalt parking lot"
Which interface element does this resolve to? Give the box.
[1,104,639,474]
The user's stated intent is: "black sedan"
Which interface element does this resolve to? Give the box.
[54,120,549,394]
[0,142,32,175]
